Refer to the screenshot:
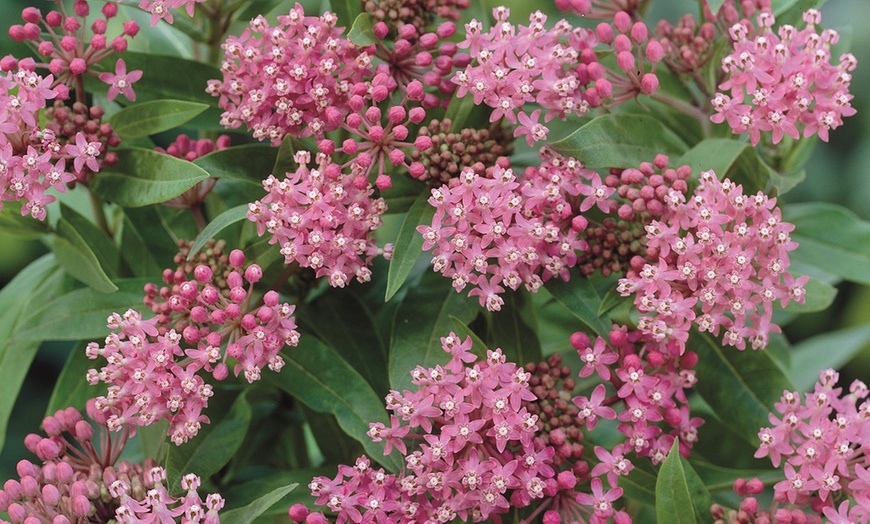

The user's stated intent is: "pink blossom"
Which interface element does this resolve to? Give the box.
[99,59,142,101]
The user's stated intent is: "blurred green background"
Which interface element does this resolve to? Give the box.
[0,0,867,494]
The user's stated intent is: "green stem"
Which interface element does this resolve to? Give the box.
[649,91,713,138]
[88,188,111,236]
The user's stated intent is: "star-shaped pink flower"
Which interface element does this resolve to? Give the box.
[99,59,142,101]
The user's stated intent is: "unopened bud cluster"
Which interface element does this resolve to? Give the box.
[363,0,469,34]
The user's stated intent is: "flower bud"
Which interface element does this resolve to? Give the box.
[69,58,87,75]
[102,2,118,18]
[614,11,631,33]
[373,22,388,39]
[376,174,392,191]
[596,22,614,44]
[229,249,245,268]
[22,7,41,23]
[122,20,139,36]
[288,504,310,522]
[72,495,91,517]
[640,73,659,94]
[214,363,229,381]
[111,36,128,53]
[244,264,263,283]
[569,331,590,350]
[631,22,648,43]
[406,80,424,100]
[73,0,89,17]
[74,420,93,441]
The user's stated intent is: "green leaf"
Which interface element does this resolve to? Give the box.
[785,203,870,285]
[0,255,62,452]
[107,99,209,140]
[60,203,120,278]
[347,13,376,46]
[52,219,118,293]
[549,114,688,169]
[222,470,327,517]
[110,52,221,106]
[166,392,252,494]
[389,272,477,392]
[655,441,699,524]
[692,331,793,444]
[193,144,278,186]
[782,277,836,314]
[122,206,182,270]
[676,138,770,193]
[266,337,402,472]
[90,147,210,207]
[219,484,297,524]
[705,0,727,15]
[328,0,362,27]
[0,200,52,238]
[298,288,390,395]
[381,174,425,215]
[187,205,249,261]
[272,135,305,176]
[543,269,612,339]
[46,341,105,416]
[689,457,782,494]
[385,191,435,301]
[12,279,150,342]
[774,0,827,25]
[791,324,870,391]
[444,92,478,133]
[490,291,542,366]
[449,316,489,357]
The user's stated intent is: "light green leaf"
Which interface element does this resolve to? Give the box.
[52,219,118,293]
[386,191,435,301]
[655,441,699,524]
[783,277,836,314]
[219,484,297,524]
[90,147,210,207]
[187,205,249,261]
[193,144,278,186]
[60,203,119,278]
[389,272,477,392]
[677,138,768,193]
[328,0,362,28]
[543,269,612,339]
[0,200,52,238]
[791,324,870,391]
[706,0,727,14]
[348,13,376,46]
[550,114,688,168]
[166,392,252,494]
[111,52,221,106]
[46,341,105,416]
[107,99,209,140]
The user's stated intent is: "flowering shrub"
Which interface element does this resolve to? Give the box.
[0,0,866,523]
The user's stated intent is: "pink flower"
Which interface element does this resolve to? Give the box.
[576,477,623,518]
[99,59,142,101]
[514,109,549,146]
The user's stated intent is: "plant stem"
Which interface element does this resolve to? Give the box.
[649,91,713,138]
[88,188,111,236]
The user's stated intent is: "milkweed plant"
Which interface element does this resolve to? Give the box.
[0,0,867,522]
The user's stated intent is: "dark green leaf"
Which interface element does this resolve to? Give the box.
[220,484,297,524]
[303,407,364,465]
[655,441,699,524]
[490,291,542,366]
[449,316,489,357]
[328,0,362,27]
[692,331,793,444]
[120,215,165,277]
[543,269,612,339]
[676,138,769,193]
[187,205,249,261]
[60,203,120,278]
[272,135,305,176]
[46,341,105,416]
[52,219,118,293]
[381,174,425,215]
[12,279,150,342]
[193,144,278,186]
[791,324,870,391]
[0,200,52,238]
[444,92,479,133]
[166,392,252,494]
[90,147,210,207]
[266,337,402,472]
[774,0,827,25]
[298,288,390,395]
[111,52,221,106]
[785,203,870,285]
[389,272,477,392]
[347,13,376,46]
[549,114,688,168]
[385,191,435,301]
[689,457,782,494]
[0,255,62,452]
[107,99,209,140]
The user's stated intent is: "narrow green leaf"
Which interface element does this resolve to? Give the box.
[550,114,688,168]
[385,191,435,301]
[791,324,870,391]
[166,392,252,494]
[785,203,870,285]
[193,144,278,185]
[266,337,403,472]
[490,291,542,366]
[769,168,806,195]
[389,272,477,392]
[46,341,105,416]
[221,470,328,516]
[219,484,297,524]
[543,269,612,339]
[107,99,209,140]
[692,331,794,444]
[60,203,120,278]
[444,93,478,133]
[348,13,376,46]
[122,206,181,269]
[0,200,52,238]
[381,174,425,215]
[90,147,210,207]
[655,441,699,524]
[449,315,489,357]
[12,279,150,342]
[52,219,118,293]
[120,216,164,277]
[187,205,249,261]
[111,52,221,106]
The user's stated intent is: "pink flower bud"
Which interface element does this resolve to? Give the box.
[72,495,91,517]
[406,80,424,100]
[388,149,405,165]
[569,331,590,350]
[595,22,614,44]
[437,22,456,38]
[229,249,245,268]
[640,73,659,94]
[746,477,764,495]
[398,24,416,40]
[408,107,425,124]
[22,7,41,23]
[368,125,385,142]
[74,420,93,440]
[8,25,25,42]
[352,175,368,190]
[543,510,561,524]
[263,290,279,307]
[318,139,334,155]
[376,174,392,190]
[42,484,60,506]
[183,326,200,344]
[415,51,433,67]
[616,51,635,73]
[210,309,226,325]
[356,152,372,168]
[645,40,664,62]
[618,204,633,220]
[306,512,329,524]
[111,36,127,53]
[646,349,665,366]
[91,18,107,35]
[571,215,588,231]
[556,470,577,490]
[387,106,406,124]
[69,58,87,75]
[0,55,19,71]
[90,34,106,50]
[36,438,61,460]
[409,162,424,178]
[392,125,408,140]
[289,504,310,522]
[373,22,388,39]
[419,33,438,49]
[240,314,257,331]
[372,85,388,101]
[230,287,246,303]
[123,20,139,36]
[200,286,219,305]
[102,2,118,18]
[56,462,73,483]
[225,303,241,319]
[614,11,631,33]
[342,138,358,155]
[257,305,274,323]
[663,407,682,426]
[43,416,62,436]
[73,0,89,17]
[7,503,26,522]
[244,264,263,283]
[631,22,648,43]
[193,265,212,282]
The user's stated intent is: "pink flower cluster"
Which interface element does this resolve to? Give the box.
[618,170,806,353]
[571,326,702,467]
[452,7,662,145]
[137,0,206,26]
[0,402,223,524]
[711,9,857,144]
[0,68,104,220]
[5,1,139,95]
[418,154,591,311]
[752,368,870,521]
[208,6,373,145]
[292,333,631,524]
[87,249,300,445]
[247,150,387,288]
